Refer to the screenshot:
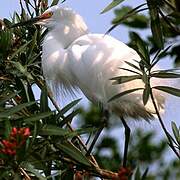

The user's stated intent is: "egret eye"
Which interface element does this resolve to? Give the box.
[41,11,53,19]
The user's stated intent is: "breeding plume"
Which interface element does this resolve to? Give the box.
[17,5,165,167]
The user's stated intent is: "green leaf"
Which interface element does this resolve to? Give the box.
[151,72,180,78]
[111,75,141,85]
[124,60,141,72]
[143,85,151,105]
[135,167,141,180]
[106,3,147,34]
[171,121,180,144]
[51,0,60,6]
[147,0,164,48]
[10,61,33,80]
[4,119,12,139]
[57,141,91,167]
[40,86,49,112]
[39,125,70,136]
[141,167,149,180]
[108,88,143,102]
[0,101,35,118]
[101,0,125,14]
[153,86,180,97]
[56,98,81,119]
[21,162,46,180]
[9,40,32,60]
[24,112,54,122]
[58,109,80,127]
[0,91,20,106]
[130,32,150,66]
[27,30,37,60]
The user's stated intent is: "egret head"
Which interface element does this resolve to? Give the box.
[34,6,88,31]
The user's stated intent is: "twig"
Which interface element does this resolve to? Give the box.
[19,166,31,180]
[150,88,180,158]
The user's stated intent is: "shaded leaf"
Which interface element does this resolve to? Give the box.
[135,167,141,180]
[141,167,149,180]
[151,72,180,78]
[39,125,70,136]
[10,61,33,80]
[153,86,180,97]
[24,112,54,123]
[58,109,80,127]
[57,141,91,167]
[51,0,60,6]
[109,88,143,102]
[143,85,151,105]
[0,101,35,118]
[147,0,164,48]
[130,32,150,66]
[0,91,20,106]
[56,98,81,119]
[171,121,180,144]
[111,75,141,84]
[101,0,125,14]
[9,40,32,60]
[21,162,46,180]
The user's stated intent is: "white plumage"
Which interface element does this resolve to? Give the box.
[38,6,165,120]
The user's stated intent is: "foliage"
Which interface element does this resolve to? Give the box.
[0,0,179,179]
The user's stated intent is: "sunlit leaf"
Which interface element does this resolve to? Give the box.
[101,0,125,14]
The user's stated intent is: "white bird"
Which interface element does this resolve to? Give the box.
[17,5,165,166]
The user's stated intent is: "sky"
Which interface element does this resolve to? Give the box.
[1,0,179,161]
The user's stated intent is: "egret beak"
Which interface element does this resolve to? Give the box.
[11,11,53,28]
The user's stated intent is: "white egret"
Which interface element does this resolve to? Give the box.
[14,6,165,167]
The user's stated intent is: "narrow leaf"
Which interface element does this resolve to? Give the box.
[101,0,125,14]
[9,40,32,60]
[147,0,163,48]
[0,102,35,118]
[0,91,20,106]
[109,88,143,102]
[56,98,81,119]
[111,75,141,84]
[171,121,180,144]
[57,141,91,167]
[24,112,54,122]
[153,86,180,97]
[143,85,151,105]
[141,167,149,180]
[21,162,46,180]
[51,0,60,6]
[39,125,70,136]
[151,72,180,78]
